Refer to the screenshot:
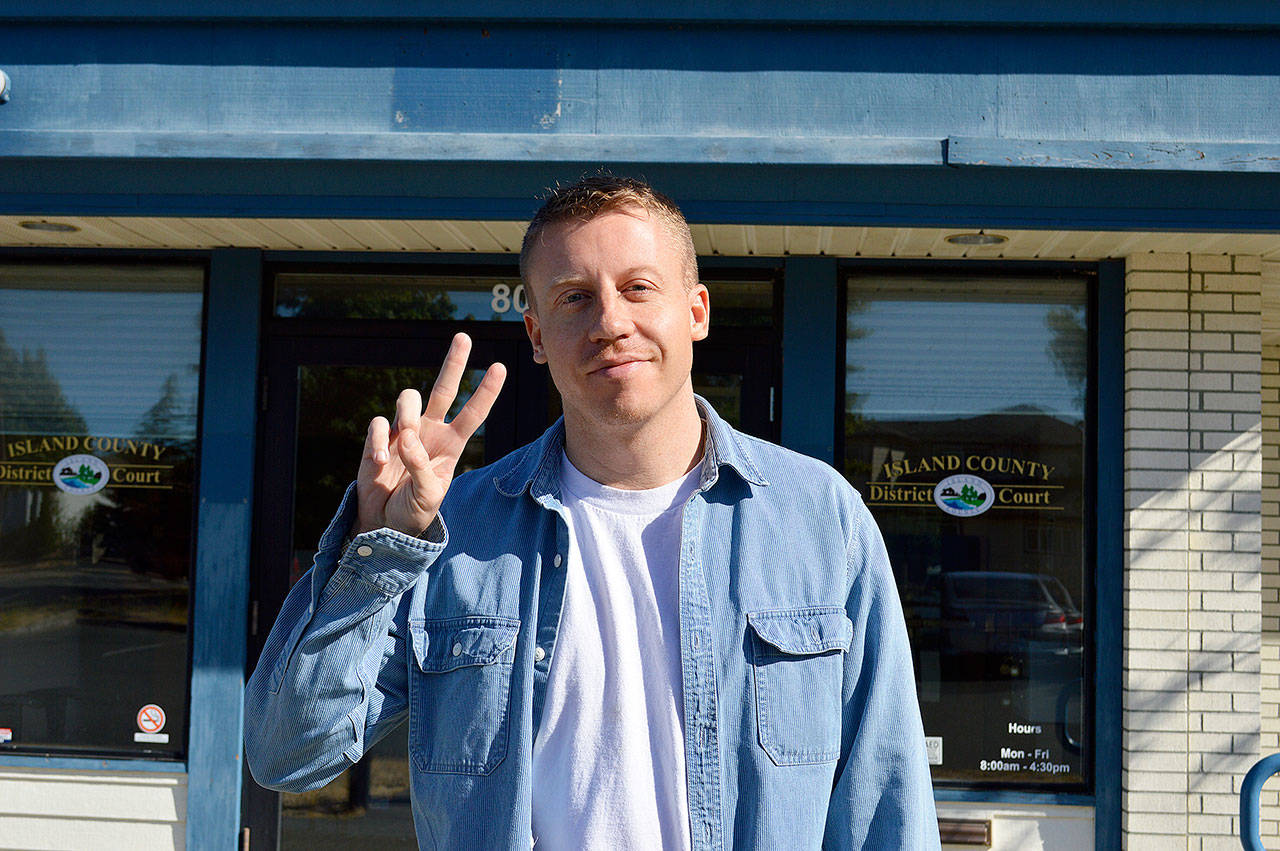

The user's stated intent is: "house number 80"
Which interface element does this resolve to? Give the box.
[490,284,528,314]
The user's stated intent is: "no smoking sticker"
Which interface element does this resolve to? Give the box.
[134,704,169,744]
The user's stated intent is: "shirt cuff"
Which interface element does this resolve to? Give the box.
[323,481,450,595]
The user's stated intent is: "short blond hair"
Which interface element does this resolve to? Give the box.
[519,174,698,307]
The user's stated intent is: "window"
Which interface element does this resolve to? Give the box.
[842,270,1091,791]
[0,263,204,759]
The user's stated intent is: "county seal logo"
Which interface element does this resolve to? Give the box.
[933,473,994,518]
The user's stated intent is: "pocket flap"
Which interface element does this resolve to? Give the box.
[411,616,521,673]
[747,607,853,655]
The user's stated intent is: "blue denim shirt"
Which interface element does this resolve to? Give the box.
[245,399,940,850]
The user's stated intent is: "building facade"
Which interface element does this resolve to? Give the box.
[2,6,1280,850]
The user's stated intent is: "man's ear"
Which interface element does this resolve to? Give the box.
[523,309,548,364]
[689,283,710,341]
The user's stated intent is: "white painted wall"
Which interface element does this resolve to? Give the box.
[0,767,186,851]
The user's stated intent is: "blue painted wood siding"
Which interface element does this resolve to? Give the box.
[1,22,1279,154]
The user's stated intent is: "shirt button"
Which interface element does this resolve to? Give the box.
[534,646,546,662]
[355,545,373,557]
[553,554,562,567]
[452,643,462,657]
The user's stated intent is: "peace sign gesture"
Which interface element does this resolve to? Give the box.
[355,333,507,536]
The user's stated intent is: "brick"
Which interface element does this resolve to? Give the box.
[1203,552,1259,574]
[1188,531,1233,551]
[1127,649,1192,670]
[1127,469,1193,490]
[1128,369,1191,390]
[1204,272,1259,292]
[1189,691,1233,712]
[1235,372,1263,393]
[1189,412,1233,431]
[1203,713,1261,735]
[1189,372,1232,391]
[1129,390,1190,409]
[1235,332,1263,354]
[1189,732,1236,754]
[1129,429,1191,449]
[1128,449,1191,469]
[1190,451,1237,472]
[1190,490,1234,512]
[1235,255,1263,273]
[1193,254,1234,273]
[1201,392,1261,412]
[1234,293,1264,314]
[1191,292,1234,312]
[1235,413,1263,431]
[1128,628,1190,649]
[1128,508,1191,530]
[1132,609,1190,630]
[1188,611,1232,632]
[1190,332,1234,351]
[1200,510,1257,532]
[1129,270,1191,291]
[1198,670,1259,692]
[1132,310,1192,330]
[1133,330,1195,350]
[1202,470,1260,491]
[1202,352,1261,372]
[1128,290,1190,310]
[1129,253,1190,273]
[1234,533,1263,553]
[1203,312,1260,333]
[1129,349,1190,370]
[1128,791,1191,813]
[1187,571,1232,591]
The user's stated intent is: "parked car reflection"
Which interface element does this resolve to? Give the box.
[936,571,1083,679]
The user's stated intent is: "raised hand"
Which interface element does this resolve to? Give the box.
[355,333,507,536]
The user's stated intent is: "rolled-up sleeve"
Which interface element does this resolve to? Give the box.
[244,482,446,792]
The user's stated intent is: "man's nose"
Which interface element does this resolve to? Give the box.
[588,293,634,342]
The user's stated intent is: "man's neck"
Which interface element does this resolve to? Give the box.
[562,395,705,490]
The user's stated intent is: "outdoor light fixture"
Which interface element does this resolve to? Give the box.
[945,230,1008,246]
[19,221,80,233]
[0,70,8,104]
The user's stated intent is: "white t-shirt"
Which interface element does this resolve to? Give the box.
[531,453,700,850]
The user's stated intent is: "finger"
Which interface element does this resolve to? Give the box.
[397,424,443,515]
[424,333,472,422]
[362,416,390,467]
[449,361,507,442]
[394,388,423,444]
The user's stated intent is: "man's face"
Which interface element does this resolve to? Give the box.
[522,207,709,428]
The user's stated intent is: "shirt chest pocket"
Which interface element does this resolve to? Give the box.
[409,615,520,776]
[747,607,853,766]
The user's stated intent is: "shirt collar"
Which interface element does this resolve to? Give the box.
[492,394,769,499]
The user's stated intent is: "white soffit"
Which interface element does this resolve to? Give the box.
[4,217,1280,262]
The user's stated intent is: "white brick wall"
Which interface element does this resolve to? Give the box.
[1124,253,1262,851]
[1258,255,1280,843]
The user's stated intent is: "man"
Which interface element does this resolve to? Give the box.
[245,175,939,849]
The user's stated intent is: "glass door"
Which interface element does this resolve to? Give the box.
[245,330,537,851]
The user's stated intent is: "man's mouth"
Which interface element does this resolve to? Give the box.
[588,355,647,377]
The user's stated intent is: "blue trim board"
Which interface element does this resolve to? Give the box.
[5,161,1280,234]
[0,132,944,168]
[10,132,1280,176]
[1093,260,1124,851]
[947,138,1280,173]
[187,249,262,850]
[2,1,1280,27]
[934,789,1095,807]
[780,257,838,464]
[0,755,187,773]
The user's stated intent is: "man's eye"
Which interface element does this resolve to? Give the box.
[562,292,586,304]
